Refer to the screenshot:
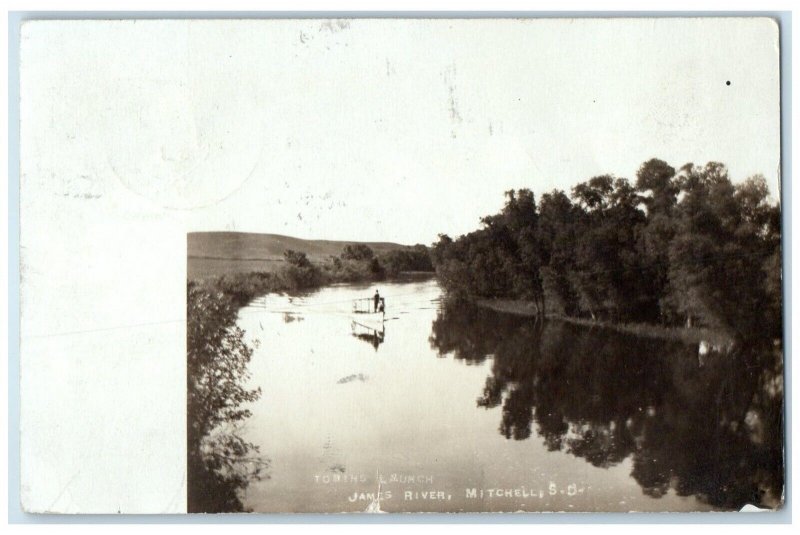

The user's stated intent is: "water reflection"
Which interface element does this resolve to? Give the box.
[429,299,784,510]
[351,321,386,351]
[187,282,270,513]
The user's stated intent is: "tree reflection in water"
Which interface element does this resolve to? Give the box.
[429,299,784,510]
[187,282,270,512]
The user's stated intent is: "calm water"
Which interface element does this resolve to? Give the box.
[235,278,783,513]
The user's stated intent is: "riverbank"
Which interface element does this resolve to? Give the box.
[191,268,436,311]
[476,298,733,346]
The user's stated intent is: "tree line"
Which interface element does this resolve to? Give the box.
[323,242,433,281]
[210,243,434,308]
[431,159,782,342]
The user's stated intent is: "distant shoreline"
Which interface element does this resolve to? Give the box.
[187,232,430,280]
[475,298,732,346]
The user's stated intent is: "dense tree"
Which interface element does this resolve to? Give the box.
[635,159,679,321]
[324,244,385,282]
[662,164,781,338]
[536,190,579,316]
[283,249,312,268]
[341,243,376,261]
[280,249,324,289]
[379,245,434,276]
[187,282,268,512]
[569,176,650,321]
[431,190,546,312]
[431,159,782,342]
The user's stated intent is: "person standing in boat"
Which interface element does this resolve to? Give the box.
[373,290,380,312]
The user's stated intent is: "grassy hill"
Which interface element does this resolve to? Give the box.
[187,231,409,279]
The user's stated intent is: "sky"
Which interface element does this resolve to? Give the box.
[22,18,781,245]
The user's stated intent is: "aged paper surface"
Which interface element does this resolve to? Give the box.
[20,18,781,514]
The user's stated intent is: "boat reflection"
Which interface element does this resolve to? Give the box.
[351,320,385,351]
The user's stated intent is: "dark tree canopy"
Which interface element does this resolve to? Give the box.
[431,159,782,342]
[341,243,376,261]
[187,282,268,512]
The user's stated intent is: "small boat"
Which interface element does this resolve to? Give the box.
[351,297,385,331]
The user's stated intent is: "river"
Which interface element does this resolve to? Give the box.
[233,277,783,513]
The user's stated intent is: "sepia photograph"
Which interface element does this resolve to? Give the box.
[180,18,784,513]
[15,14,785,518]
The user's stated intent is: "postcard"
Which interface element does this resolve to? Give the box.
[18,17,783,514]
